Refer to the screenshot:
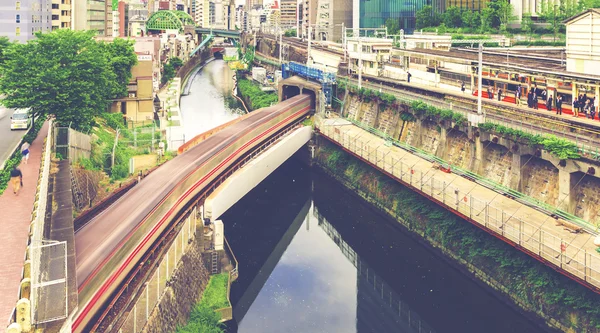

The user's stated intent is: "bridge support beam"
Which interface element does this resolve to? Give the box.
[203,126,313,221]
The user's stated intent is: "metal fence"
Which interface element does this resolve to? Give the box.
[29,120,69,324]
[54,126,91,162]
[319,121,600,290]
[119,208,198,333]
[315,207,436,333]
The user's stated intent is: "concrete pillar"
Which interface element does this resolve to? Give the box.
[437,126,447,157]
[511,153,522,191]
[19,278,30,300]
[474,136,484,174]
[22,261,30,280]
[16,298,31,333]
[214,220,224,251]
[558,168,572,212]
[6,323,21,333]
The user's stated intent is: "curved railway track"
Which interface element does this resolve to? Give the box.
[73,94,312,332]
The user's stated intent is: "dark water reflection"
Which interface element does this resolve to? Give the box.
[221,159,554,333]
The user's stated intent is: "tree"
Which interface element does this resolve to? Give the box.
[0,37,10,66]
[479,7,495,32]
[416,5,439,29]
[385,18,400,35]
[100,38,138,99]
[496,0,516,31]
[0,30,120,131]
[443,6,463,28]
[169,57,184,69]
[462,10,480,31]
[521,14,535,41]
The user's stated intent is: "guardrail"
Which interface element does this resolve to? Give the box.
[318,119,600,292]
[343,117,598,234]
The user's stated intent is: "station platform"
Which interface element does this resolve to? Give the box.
[0,122,48,329]
[352,72,600,133]
[318,117,600,291]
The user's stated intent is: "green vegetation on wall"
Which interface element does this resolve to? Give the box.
[237,77,278,110]
[316,141,600,332]
[409,100,467,126]
[478,122,581,160]
[177,273,229,333]
[162,57,184,85]
[0,117,45,195]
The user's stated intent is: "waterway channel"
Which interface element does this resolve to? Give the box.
[180,59,554,333]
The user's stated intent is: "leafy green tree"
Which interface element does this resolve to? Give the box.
[479,7,495,32]
[443,6,463,28]
[416,5,439,29]
[0,30,117,131]
[385,18,400,35]
[100,38,138,99]
[496,0,516,31]
[462,10,480,30]
[0,37,10,66]
[521,14,535,40]
[169,57,184,69]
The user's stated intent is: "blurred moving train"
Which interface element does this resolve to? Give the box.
[73,94,312,332]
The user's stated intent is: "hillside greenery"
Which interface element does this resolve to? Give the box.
[237,77,278,110]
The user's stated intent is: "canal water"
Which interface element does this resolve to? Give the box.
[180,60,554,333]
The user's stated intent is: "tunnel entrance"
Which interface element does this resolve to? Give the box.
[302,89,316,110]
[282,85,301,100]
[213,51,223,59]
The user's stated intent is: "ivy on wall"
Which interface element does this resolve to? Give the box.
[478,122,581,160]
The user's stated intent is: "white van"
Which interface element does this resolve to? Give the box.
[10,109,31,130]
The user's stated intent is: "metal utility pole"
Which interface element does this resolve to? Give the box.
[358,37,363,90]
[253,29,256,58]
[342,23,346,62]
[478,42,483,116]
[307,26,312,65]
[279,30,283,64]
[111,129,120,170]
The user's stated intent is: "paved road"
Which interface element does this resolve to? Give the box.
[0,105,26,168]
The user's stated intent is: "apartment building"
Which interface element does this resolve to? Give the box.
[72,0,109,35]
[0,0,52,43]
[51,0,71,30]
[280,0,296,28]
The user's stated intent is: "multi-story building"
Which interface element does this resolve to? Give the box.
[347,36,392,76]
[354,0,428,34]
[312,0,351,42]
[301,0,317,39]
[129,15,147,37]
[443,0,486,11]
[0,0,52,43]
[51,0,71,31]
[105,0,113,36]
[245,0,262,10]
[280,0,296,28]
[209,0,216,25]
[297,2,303,36]
[194,0,210,26]
[73,0,109,35]
[118,1,129,37]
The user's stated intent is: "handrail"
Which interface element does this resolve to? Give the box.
[343,117,598,234]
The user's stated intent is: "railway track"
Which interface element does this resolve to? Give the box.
[342,75,600,152]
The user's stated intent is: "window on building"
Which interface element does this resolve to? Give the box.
[16,14,20,23]
[52,15,59,20]
[15,27,20,36]
[15,1,20,9]
[52,3,59,9]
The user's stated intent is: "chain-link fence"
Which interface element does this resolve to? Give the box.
[30,241,68,324]
[319,120,600,289]
[316,207,436,333]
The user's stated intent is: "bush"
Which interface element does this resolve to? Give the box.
[237,78,278,110]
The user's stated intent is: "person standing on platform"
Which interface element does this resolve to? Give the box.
[556,95,563,115]
[20,142,30,165]
[461,81,466,94]
[497,87,503,101]
[10,166,23,195]
[590,98,596,120]
[407,71,411,83]
[574,99,579,117]
[533,90,539,110]
[546,94,553,112]
[515,86,521,105]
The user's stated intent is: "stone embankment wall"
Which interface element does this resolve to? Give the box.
[142,224,210,333]
[314,138,600,333]
[342,92,600,221]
